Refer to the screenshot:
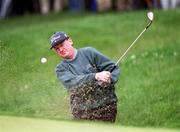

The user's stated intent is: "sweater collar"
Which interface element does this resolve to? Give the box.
[64,49,77,62]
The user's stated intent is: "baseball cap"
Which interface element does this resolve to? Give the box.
[49,31,69,49]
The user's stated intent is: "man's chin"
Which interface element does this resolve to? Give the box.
[59,53,68,58]
[60,55,70,59]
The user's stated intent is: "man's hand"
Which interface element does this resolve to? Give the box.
[95,71,111,87]
[95,71,111,82]
[99,79,111,87]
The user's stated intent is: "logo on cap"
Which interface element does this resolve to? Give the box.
[50,35,61,44]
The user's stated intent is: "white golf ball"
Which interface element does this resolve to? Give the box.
[41,57,47,63]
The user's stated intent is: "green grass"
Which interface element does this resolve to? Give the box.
[0,115,179,132]
[0,10,180,128]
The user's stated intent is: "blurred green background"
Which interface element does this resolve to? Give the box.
[0,9,179,129]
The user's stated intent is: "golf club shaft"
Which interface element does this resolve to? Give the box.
[109,21,152,73]
[115,28,146,65]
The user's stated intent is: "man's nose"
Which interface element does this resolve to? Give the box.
[56,47,62,52]
[59,47,63,52]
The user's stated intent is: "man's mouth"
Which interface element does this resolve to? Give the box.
[60,50,67,56]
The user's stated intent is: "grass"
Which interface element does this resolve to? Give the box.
[0,9,180,129]
[0,115,179,132]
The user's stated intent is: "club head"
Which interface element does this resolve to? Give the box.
[147,12,154,21]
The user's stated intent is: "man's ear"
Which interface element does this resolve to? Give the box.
[68,38,73,45]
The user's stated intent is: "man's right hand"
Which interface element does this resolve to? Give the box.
[95,71,111,83]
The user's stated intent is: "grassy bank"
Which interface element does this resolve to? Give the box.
[0,115,179,132]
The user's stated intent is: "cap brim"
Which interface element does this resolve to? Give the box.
[50,37,69,50]
[50,40,64,50]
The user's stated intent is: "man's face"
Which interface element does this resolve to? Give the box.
[54,38,74,59]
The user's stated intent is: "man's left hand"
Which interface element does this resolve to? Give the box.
[98,78,111,88]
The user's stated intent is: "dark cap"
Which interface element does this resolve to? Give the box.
[49,31,69,49]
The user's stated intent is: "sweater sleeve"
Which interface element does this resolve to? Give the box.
[56,64,96,90]
[88,47,120,84]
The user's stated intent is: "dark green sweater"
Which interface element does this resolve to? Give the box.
[56,47,120,110]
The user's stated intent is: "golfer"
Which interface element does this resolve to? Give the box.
[50,31,120,122]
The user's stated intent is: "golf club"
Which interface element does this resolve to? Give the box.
[109,12,154,72]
